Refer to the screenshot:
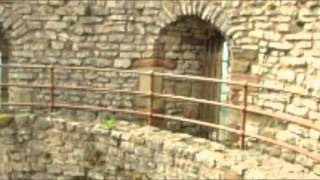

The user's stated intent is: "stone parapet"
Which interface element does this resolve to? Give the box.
[0,113,319,179]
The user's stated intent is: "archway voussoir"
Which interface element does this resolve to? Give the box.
[196,1,206,16]
[178,0,187,16]
[215,16,225,32]
[159,1,232,41]
[209,8,222,24]
[161,6,176,22]
[2,15,19,30]
[220,21,230,36]
[185,5,191,16]
[201,6,212,21]
[191,1,197,16]
[11,24,28,39]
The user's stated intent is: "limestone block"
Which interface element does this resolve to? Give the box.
[314,164,320,175]
[269,41,293,51]
[286,104,308,117]
[113,59,132,68]
[91,6,109,15]
[277,69,296,82]
[251,65,267,75]
[45,21,68,30]
[56,5,87,15]
[260,127,276,138]
[280,57,307,67]
[231,60,250,73]
[276,23,291,32]
[296,154,314,168]
[0,114,13,128]
[88,171,104,180]
[51,41,64,50]
[264,101,285,111]
[271,15,291,23]
[249,30,264,39]
[309,111,320,121]
[285,32,313,41]
[288,124,308,137]
[244,169,266,180]
[264,31,281,41]
[79,17,103,24]
[275,131,300,144]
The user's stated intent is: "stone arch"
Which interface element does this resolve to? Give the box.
[142,2,234,139]
[0,5,30,105]
[157,1,232,40]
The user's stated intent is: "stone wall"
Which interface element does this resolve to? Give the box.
[0,0,319,165]
[0,113,319,180]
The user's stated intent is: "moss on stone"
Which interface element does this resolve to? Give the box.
[0,114,14,127]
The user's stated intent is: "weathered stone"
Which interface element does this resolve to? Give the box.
[231,60,250,73]
[51,41,64,50]
[280,57,307,67]
[269,41,293,51]
[309,129,320,140]
[275,131,299,144]
[285,32,313,41]
[296,155,314,168]
[288,124,308,137]
[277,69,296,82]
[0,114,14,127]
[232,49,257,60]
[113,59,131,68]
[45,21,68,30]
[79,17,103,24]
[286,104,309,117]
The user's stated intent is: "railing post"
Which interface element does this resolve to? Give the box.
[48,65,54,113]
[148,70,154,125]
[240,81,248,150]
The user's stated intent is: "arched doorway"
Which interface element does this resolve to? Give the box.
[153,15,230,139]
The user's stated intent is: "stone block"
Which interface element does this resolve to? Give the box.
[79,16,103,24]
[288,124,308,137]
[113,59,131,68]
[296,154,314,168]
[286,104,308,117]
[0,114,13,127]
[45,22,68,30]
[232,49,257,60]
[280,57,307,67]
[277,69,296,82]
[275,131,299,144]
[231,60,250,73]
[269,41,293,51]
[285,32,313,41]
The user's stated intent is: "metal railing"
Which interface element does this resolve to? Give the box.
[1,64,320,161]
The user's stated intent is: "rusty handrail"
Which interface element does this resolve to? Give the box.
[240,82,248,150]
[0,64,319,162]
[152,113,320,161]
[153,71,243,86]
[148,70,154,125]
[49,65,54,112]
[55,103,150,117]
[152,92,242,110]
[247,107,320,132]
[3,81,318,132]
[247,82,320,100]
[0,83,50,88]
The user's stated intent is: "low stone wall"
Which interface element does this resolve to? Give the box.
[0,113,319,180]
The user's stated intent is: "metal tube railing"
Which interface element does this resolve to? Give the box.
[0,64,319,162]
[240,82,248,150]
